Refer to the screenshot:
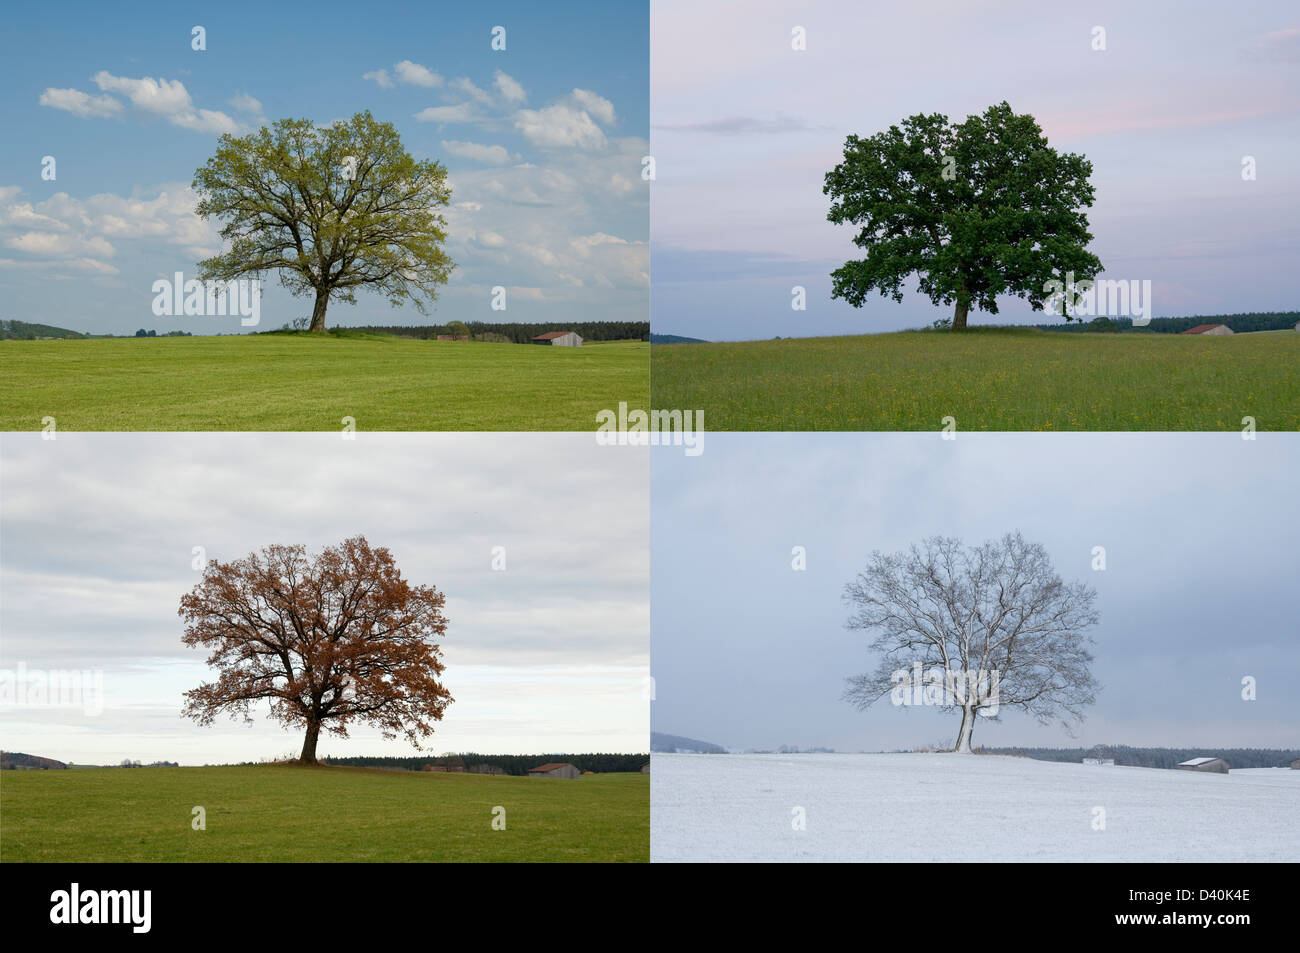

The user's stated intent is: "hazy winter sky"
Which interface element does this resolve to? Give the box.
[651,0,1300,339]
[0,0,647,334]
[0,434,648,764]
[651,433,1299,752]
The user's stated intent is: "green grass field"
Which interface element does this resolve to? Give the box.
[0,333,648,430]
[0,764,648,862]
[651,328,1300,430]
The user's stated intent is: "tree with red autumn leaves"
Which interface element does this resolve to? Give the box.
[179,536,451,764]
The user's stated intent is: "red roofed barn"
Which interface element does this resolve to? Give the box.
[531,330,583,347]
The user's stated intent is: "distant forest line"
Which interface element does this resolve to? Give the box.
[975,746,1300,769]
[1032,311,1298,334]
[0,318,649,342]
[307,753,650,775]
[334,321,649,343]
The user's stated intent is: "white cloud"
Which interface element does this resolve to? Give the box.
[40,72,245,134]
[228,92,263,114]
[451,76,494,105]
[571,88,616,125]
[414,103,478,123]
[38,87,125,119]
[440,140,515,165]
[0,256,119,275]
[494,70,526,105]
[0,184,221,276]
[93,72,191,114]
[5,230,115,259]
[514,103,608,149]
[438,133,647,294]
[394,60,443,87]
[365,61,443,89]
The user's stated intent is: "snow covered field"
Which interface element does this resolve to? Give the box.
[651,753,1300,862]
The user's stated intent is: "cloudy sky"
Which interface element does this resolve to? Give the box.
[0,0,647,334]
[0,433,648,764]
[652,433,1299,752]
[651,0,1300,340]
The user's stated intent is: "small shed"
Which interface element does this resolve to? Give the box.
[1290,758,1300,769]
[640,762,650,774]
[527,762,580,779]
[1180,324,1233,336]
[1177,757,1229,774]
[1082,758,1115,766]
[531,331,583,347]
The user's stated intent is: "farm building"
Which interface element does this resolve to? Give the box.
[640,762,650,774]
[1177,757,1229,774]
[527,762,581,779]
[531,330,583,347]
[1082,758,1115,766]
[1180,324,1233,336]
[1291,758,1300,769]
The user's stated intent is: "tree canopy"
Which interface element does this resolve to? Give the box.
[180,536,452,764]
[824,102,1102,329]
[842,532,1100,752]
[193,111,453,332]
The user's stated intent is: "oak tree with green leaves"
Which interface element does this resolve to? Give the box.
[824,102,1102,330]
[193,111,454,332]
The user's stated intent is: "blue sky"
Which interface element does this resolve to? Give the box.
[0,0,648,334]
[652,433,1299,753]
[651,0,1300,340]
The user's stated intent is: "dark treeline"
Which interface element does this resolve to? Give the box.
[977,746,1300,769]
[1,319,85,340]
[345,321,649,343]
[1033,311,1298,334]
[1,751,69,770]
[319,753,650,775]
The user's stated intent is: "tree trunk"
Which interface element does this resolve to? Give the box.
[953,704,976,753]
[299,720,320,764]
[308,288,329,333]
[952,295,969,331]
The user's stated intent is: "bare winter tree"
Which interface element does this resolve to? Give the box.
[843,532,1099,753]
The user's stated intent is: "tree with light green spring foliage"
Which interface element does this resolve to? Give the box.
[193,111,454,332]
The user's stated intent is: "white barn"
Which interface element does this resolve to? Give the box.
[1177,757,1229,774]
[527,762,581,779]
[1180,323,1233,336]
[532,331,583,347]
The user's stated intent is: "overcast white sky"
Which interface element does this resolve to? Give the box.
[651,0,1300,339]
[0,433,648,764]
[652,433,1300,752]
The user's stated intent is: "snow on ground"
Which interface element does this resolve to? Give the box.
[651,753,1300,862]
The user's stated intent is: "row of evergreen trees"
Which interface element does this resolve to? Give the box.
[321,753,649,775]
[349,321,649,343]
[1033,311,1298,334]
[977,746,1300,769]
